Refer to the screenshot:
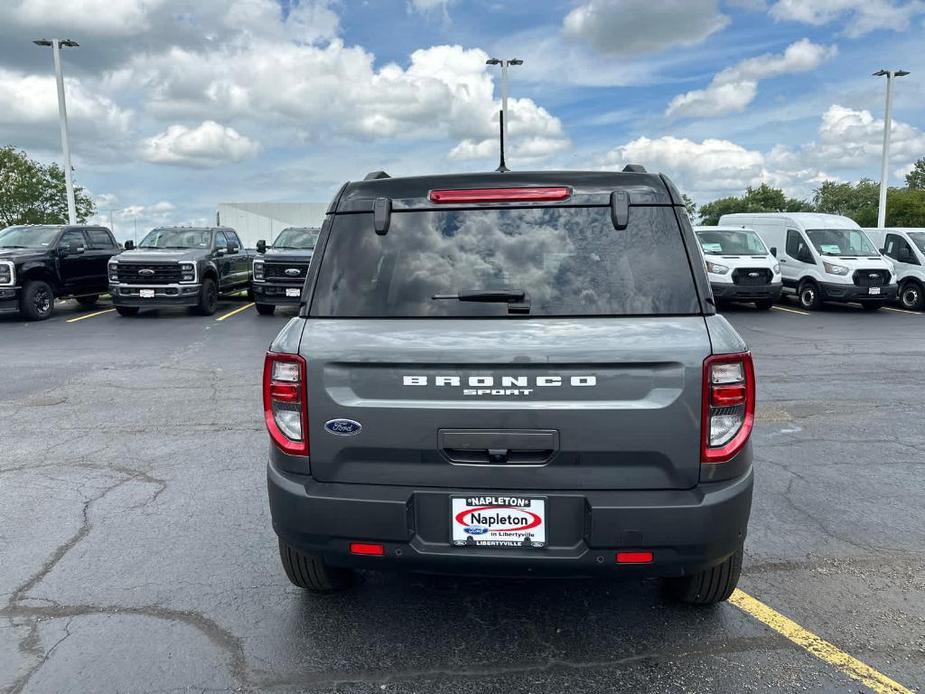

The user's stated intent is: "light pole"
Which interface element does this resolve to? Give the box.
[34,38,79,225]
[486,57,523,171]
[873,69,909,228]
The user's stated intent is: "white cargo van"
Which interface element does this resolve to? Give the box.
[718,213,895,311]
[694,226,782,309]
[863,228,925,310]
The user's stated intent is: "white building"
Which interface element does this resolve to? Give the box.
[217,202,327,249]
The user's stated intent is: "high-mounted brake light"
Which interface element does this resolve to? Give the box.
[263,352,309,455]
[701,352,755,464]
[429,187,571,204]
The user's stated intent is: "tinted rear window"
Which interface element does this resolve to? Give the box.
[310,206,700,317]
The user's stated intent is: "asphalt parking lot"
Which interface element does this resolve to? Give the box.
[1,297,923,694]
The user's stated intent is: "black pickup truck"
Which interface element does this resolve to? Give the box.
[252,227,320,315]
[109,226,253,316]
[0,224,119,320]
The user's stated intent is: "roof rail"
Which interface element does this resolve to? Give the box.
[622,164,647,173]
[364,171,391,180]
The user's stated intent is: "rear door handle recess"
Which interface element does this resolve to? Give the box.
[438,429,559,465]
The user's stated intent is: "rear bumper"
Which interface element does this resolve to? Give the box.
[252,282,301,305]
[0,286,19,313]
[110,283,201,307]
[711,282,782,301]
[267,461,753,578]
[818,281,897,302]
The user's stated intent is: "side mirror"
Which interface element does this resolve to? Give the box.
[216,247,227,255]
[124,240,135,251]
[61,240,84,256]
[227,241,239,254]
[770,247,777,257]
[256,240,266,254]
[879,248,886,255]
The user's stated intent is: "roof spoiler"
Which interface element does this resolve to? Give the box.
[622,164,647,173]
[364,171,391,180]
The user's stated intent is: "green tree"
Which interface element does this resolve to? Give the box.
[905,158,925,190]
[886,187,925,226]
[0,145,95,226]
[812,179,880,225]
[697,184,812,225]
[681,193,697,219]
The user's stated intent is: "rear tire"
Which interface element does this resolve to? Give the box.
[798,281,823,311]
[196,277,218,316]
[116,306,139,317]
[278,539,356,592]
[861,302,883,312]
[19,280,55,321]
[75,295,99,306]
[666,547,743,605]
[255,303,276,316]
[754,299,774,310]
[899,281,924,311]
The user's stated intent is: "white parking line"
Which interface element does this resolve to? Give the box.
[771,305,809,316]
[883,307,922,316]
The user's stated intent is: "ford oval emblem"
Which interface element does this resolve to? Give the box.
[324,418,362,436]
[285,268,301,276]
[138,268,155,276]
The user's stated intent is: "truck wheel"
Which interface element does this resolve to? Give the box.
[255,303,276,316]
[278,539,356,592]
[20,280,55,321]
[666,547,742,605]
[754,299,774,311]
[798,281,822,310]
[900,281,924,311]
[196,277,218,316]
[76,295,99,306]
[861,302,883,312]
[116,306,139,317]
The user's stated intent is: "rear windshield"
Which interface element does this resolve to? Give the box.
[310,206,700,317]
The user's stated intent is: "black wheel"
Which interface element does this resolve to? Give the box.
[798,281,823,310]
[116,306,139,317]
[255,303,276,316]
[75,295,99,306]
[278,539,356,592]
[20,280,55,321]
[196,277,218,316]
[666,547,743,605]
[861,302,883,312]
[899,282,925,311]
[754,299,774,311]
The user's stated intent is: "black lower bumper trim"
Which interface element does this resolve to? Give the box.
[818,282,897,302]
[711,282,783,301]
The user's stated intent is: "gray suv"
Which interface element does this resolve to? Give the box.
[265,168,755,604]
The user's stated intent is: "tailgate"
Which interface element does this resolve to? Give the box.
[302,317,710,490]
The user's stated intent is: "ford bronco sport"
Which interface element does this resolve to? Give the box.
[265,168,755,604]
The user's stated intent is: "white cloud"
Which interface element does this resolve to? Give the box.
[140,121,260,167]
[563,0,729,55]
[9,0,160,35]
[769,0,925,37]
[666,39,837,118]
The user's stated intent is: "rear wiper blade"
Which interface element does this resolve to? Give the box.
[432,289,526,303]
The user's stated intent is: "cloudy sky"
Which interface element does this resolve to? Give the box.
[1,0,923,236]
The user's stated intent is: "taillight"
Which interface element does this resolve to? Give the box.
[429,187,571,203]
[263,352,308,455]
[702,352,755,464]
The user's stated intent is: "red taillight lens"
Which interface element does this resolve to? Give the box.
[263,352,309,455]
[702,352,755,464]
[429,187,572,204]
[616,551,653,564]
[350,542,385,556]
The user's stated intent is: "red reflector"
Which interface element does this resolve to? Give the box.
[269,383,300,402]
[616,551,653,564]
[429,187,571,204]
[350,543,385,556]
[711,383,746,407]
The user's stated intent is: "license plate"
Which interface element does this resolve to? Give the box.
[140,289,155,299]
[869,287,881,295]
[451,496,546,548]
[285,288,300,297]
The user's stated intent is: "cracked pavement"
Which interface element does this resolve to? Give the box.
[0,298,922,693]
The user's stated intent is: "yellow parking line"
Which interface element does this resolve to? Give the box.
[883,306,921,316]
[730,590,913,694]
[66,308,116,323]
[771,305,809,316]
[216,302,254,321]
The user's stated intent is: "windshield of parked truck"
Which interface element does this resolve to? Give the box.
[139,228,213,249]
[0,225,62,248]
[311,206,701,318]
[273,228,319,250]
[696,229,768,255]
[806,229,878,257]
[906,232,925,256]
